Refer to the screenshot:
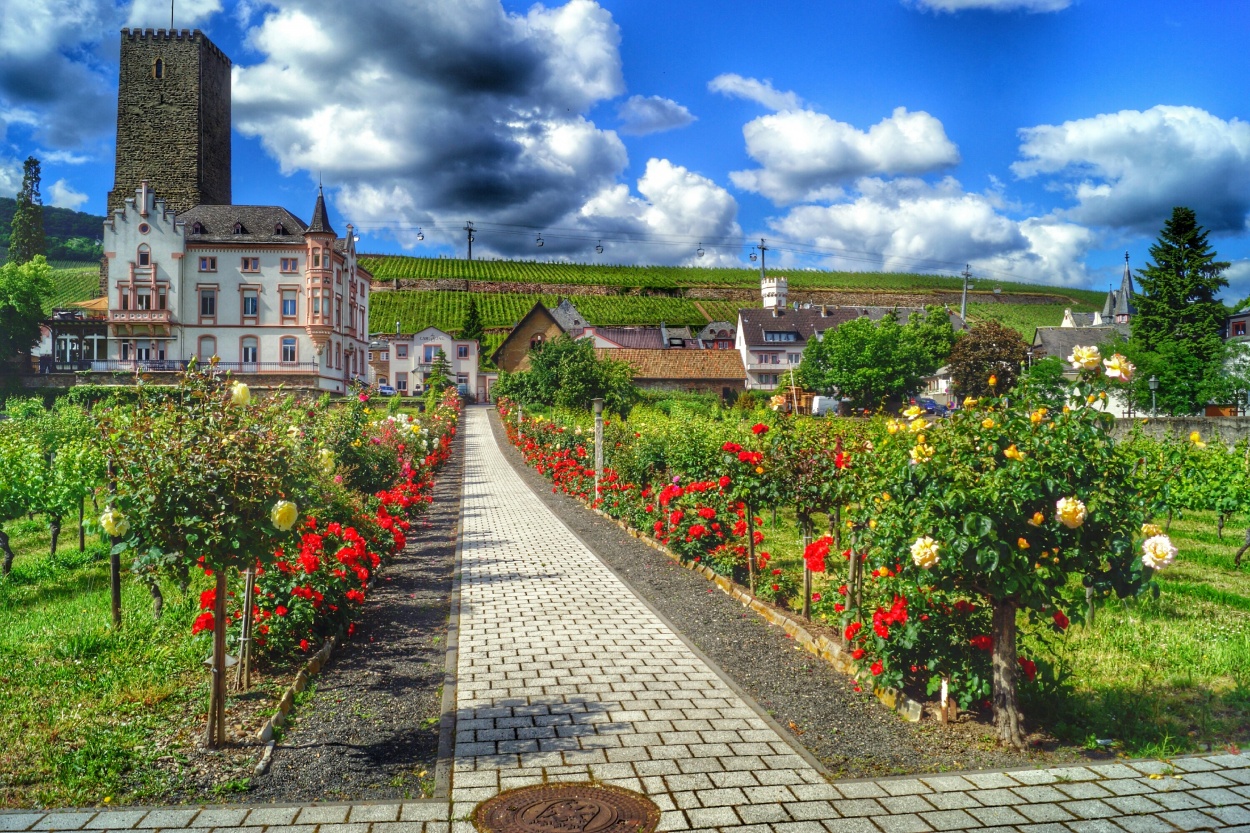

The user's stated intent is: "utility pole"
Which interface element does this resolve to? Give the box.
[464,222,475,260]
[959,264,973,327]
[758,238,768,282]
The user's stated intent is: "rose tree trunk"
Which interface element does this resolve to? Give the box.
[204,570,229,747]
[990,597,1026,749]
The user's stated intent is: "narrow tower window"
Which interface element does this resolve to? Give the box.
[153,59,164,79]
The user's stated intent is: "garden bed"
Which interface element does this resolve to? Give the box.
[487,410,1105,778]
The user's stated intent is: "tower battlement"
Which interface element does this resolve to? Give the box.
[107,27,232,215]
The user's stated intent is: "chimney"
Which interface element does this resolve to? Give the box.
[771,308,779,318]
[395,320,401,335]
[820,304,828,318]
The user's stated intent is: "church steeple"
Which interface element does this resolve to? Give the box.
[1113,251,1136,323]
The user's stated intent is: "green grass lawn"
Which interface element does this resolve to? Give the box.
[0,517,210,807]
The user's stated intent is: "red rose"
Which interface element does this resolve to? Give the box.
[851,648,865,660]
[1018,657,1037,682]
[970,635,993,651]
[1053,610,1069,630]
[191,612,214,635]
[870,661,883,676]
[752,423,769,435]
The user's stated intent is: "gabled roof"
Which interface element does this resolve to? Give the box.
[1032,325,1126,359]
[592,327,666,349]
[595,348,746,381]
[306,188,336,235]
[696,321,737,341]
[737,307,859,347]
[179,204,309,243]
[549,298,588,333]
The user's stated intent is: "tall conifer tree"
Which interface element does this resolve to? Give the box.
[1128,207,1231,413]
[7,157,46,265]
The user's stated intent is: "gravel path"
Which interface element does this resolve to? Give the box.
[241,428,463,803]
[486,409,1091,779]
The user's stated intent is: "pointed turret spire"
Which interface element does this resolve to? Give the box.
[306,186,335,235]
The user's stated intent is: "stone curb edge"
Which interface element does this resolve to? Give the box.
[433,426,468,802]
[587,507,925,723]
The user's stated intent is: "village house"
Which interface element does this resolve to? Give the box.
[368,326,492,400]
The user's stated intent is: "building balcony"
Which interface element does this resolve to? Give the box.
[90,360,322,374]
[109,309,173,337]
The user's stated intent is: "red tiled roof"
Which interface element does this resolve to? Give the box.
[595,348,746,381]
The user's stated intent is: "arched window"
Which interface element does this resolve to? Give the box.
[137,244,151,267]
[153,59,164,79]
[274,223,286,235]
[197,336,217,363]
[191,221,204,234]
[241,336,258,366]
[529,333,545,349]
[233,222,244,234]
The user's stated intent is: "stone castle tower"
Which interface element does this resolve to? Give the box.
[761,274,788,310]
[107,28,232,215]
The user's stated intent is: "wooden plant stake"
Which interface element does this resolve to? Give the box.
[236,567,256,691]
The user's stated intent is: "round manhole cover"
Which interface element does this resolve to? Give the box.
[473,783,660,833]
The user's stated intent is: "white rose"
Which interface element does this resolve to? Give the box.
[1055,496,1087,529]
[1067,345,1101,372]
[100,508,129,538]
[1141,534,1178,570]
[230,381,251,406]
[911,535,940,570]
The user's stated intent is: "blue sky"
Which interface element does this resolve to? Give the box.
[2,0,1249,295]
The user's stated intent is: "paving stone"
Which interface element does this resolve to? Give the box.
[737,804,790,824]
[1114,816,1185,833]
[1103,794,1167,814]
[1204,804,1250,826]
[1151,790,1212,811]
[834,782,888,799]
[919,775,977,792]
[1065,821,1130,833]
[1015,802,1075,823]
[1006,769,1060,785]
[923,792,980,811]
[138,810,199,829]
[0,816,44,832]
[918,809,978,831]
[819,820,878,833]
[962,772,1021,789]
[347,805,400,823]
[89,811,149,830]
[1156,809,1223,831]
[1061,799,1118,819]
[1176,771,1235,789]
[1012,785,1069,803]
[1053,781,1113,800]
[877,795,934,815]
[872,813,934,833]
[879,779,931,797]
[966,805,1029,826]
[185,808,251,830]
[371,824,428,833]
[832,800,886,818]
[774,822,829,833]
[399,804,452,822]
[969,787,1018,806]
[685,807,739,828]
[784,802,839,821]
[31,813,97,831]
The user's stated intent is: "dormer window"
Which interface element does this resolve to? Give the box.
[274,223,287,235]
[233,222,245,234]
[191,221,204,234]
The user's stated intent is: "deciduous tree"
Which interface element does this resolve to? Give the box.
[947,320,1027,399]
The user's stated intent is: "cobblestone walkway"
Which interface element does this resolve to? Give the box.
[3,406,1250,833]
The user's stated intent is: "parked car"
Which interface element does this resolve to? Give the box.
[810,395,837,417]
[915,397,948,417]
[378,384,397,396]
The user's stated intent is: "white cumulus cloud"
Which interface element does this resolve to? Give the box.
[1013,105,1250,233]
[908,0,1072,11]
[616,95,695,136]
[126,0,223,28]
[730,107,960,204]
[48,177,88,210]
[768,176,1093,286]
[708,73,802,112]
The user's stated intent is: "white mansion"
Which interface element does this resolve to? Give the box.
[103,181,373,393]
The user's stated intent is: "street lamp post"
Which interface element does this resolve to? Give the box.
[1149,375,1159,417]
[592,398,605,502]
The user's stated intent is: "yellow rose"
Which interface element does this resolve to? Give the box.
[1027,511,1044,527]
[1190,431,1206,448]
[755,466,764,474]
[1030,408,1047,424]
[1017,537,1030,549]
[988,374,997,387]
[230,381,250,406]
[909,417,928,433]
[1055,496,1087,529]
[910,535,940,570]
[1004,444,1024,461]
[868,519,877,529]
[1067,345,1101,371]
[982,418,995,430]
[318,447,336,474]
[1103,353,1134,381]
[100,508,129,538]
[963,396,978,408]
[886,419,901,435]
[1141,522,1163,538]
[903,405,923,419]
[271,500,299,532]
[910,443,936,464]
